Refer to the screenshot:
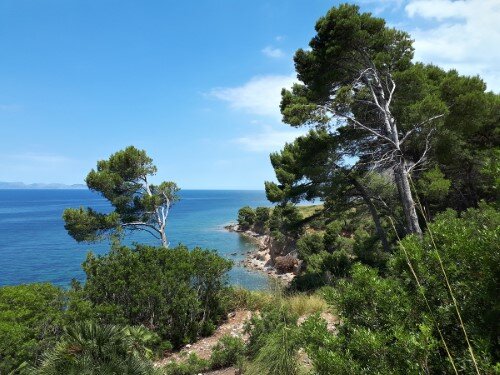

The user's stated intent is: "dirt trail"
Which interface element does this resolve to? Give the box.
[155,309,338,373]
[155,310,251,366]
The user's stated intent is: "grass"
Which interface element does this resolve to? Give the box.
[296,204,324,219]
[226,287,275,311]
[268,204,324,220]
[285,294,328,316]
[228,286,329,317]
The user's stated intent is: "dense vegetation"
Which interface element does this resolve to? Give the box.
[73,244,232,347]
[1,3,498,374]
[0,244,232,373]
[236,3,499,374]
[0,284,65,373]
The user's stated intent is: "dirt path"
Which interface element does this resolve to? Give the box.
[155,309,338,373]
[155,310,252,366]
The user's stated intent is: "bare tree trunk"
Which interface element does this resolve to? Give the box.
[367,70,423,237]
[350,177,391,252]
[160,227,168,248]
[144,175,170,248]
[394,158,422,236]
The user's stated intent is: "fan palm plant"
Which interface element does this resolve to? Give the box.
[34,322,159,375]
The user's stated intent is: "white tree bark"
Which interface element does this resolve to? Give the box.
[128,175,170,248]
[334,67,444,236]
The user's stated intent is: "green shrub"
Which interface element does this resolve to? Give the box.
[255,206,271,230]
[158,340,174,356]
[210,335,245,369]
[36,322,158,375]
[296,232,324,260]
[268,204,303,238]
[323,221,343,251]
[246,324,301,375]
[164,353,209,375]
[353,227,388,269]
[245,300,298,358]
[392,204,500,368]
[79,244,232,348]
[0,283,65,373]
[292,249,353,291]
[301,205,500,374]
[237,206,256,230]
[290,272,326,291]
[307,250,352,278]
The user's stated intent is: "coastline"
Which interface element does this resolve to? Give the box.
[224,223,296,284]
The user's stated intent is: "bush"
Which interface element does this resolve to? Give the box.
[0,283,65,373]
[323,221,343,251]
[274,255,297,274]
[268,204,303,238]
[245,296,299,359]
[296,232,324,260]
[78,244,232,348]
[237,206,256,230]
[309,250,352,278]
[301,205,500,374]
[36,322,158,375]
[210,335,245,369]
[246,324,301,375]
[392,204,500,367]
[290,272,326,292]
[254,206,271,230]
[164,353,209,375]
[292,250,353,291]
[352,227,389,270]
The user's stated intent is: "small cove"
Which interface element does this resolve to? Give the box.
[0,189,271,289]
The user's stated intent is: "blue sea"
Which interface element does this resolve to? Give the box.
[0,189,271,289]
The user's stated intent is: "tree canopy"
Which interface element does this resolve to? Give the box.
[277,4,498,236]
[63,146,179,247]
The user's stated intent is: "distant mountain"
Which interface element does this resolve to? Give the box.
[0,181,87,189]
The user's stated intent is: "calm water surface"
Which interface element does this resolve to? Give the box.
[0,189,271,289]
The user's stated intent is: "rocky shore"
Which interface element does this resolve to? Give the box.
[224,223,297,284]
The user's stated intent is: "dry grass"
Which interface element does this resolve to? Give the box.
[227,287,274,311]
[296,204,324,219]
[285,294,328,316]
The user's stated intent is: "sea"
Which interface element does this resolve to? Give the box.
[0,189,271,289]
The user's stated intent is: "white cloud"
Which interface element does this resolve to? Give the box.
[275,35,285,42]
[210,75,304,152]
[233,127,304,153]
[209,74,296,119]
[405,0,500,92]
[261,46,285,58]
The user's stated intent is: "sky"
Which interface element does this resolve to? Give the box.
[1,0,499,189]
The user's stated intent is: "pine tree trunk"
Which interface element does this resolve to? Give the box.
[394,158,422,236]
[350,177,391,252]
[160,229,168,248]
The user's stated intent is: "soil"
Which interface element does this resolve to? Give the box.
[155,310,252,366]
[154,308,338,374]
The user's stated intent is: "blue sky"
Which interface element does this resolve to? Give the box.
[1,0,498,189]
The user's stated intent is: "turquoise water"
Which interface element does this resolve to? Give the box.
[0,189,271,289]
